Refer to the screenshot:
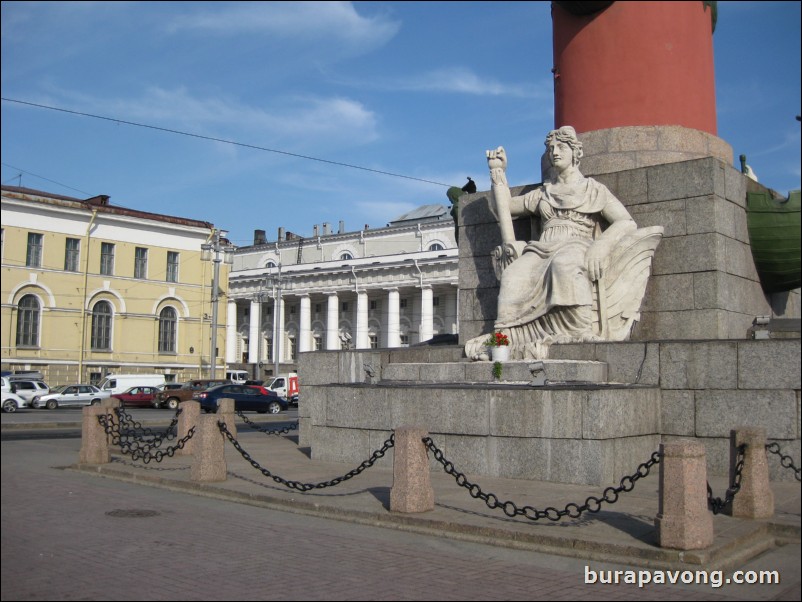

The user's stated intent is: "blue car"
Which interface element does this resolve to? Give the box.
[192,384,288,414]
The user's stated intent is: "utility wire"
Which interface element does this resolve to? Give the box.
[1,162,94,196]
[2,97,454,188]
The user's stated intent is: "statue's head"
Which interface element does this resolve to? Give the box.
[545,126,583,167]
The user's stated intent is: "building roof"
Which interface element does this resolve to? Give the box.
[1,185,214,230]
[388,204,451,226]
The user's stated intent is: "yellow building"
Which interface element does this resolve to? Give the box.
[1,186,231,386]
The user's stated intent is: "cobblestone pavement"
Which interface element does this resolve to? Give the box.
[2,437,799,601]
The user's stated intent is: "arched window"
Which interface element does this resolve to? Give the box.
[158,307,177,353]
[428,243,444,252]
[340,252,353,260]
[91,301,113,350]
[16,294,40,347]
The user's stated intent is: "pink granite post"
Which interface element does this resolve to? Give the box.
[390,427,434,513]
[217,397,238,439]
[730,427,774,519]
[176,400,200,456]
[655,440,713,550]
[78,406,110,465]
[190,413,227,482]
[100,397,121,432]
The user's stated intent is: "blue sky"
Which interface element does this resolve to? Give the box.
[2,1,800,247]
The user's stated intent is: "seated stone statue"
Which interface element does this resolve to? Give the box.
[465,126,663,360]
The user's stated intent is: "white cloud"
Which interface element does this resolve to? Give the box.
[391,67,550,99]
[40,85,379,149]
[166,1,399,54]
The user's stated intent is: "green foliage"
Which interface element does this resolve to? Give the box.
[492,361,503,380]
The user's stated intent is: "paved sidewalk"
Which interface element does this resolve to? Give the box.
[69,419,800,574]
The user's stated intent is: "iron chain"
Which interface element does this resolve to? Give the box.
[98,409,195,464]
[707,444,746,514]
[422,436,661,521]
[218,420,394,491]
[766,442,802,482]
[236,410,299,435]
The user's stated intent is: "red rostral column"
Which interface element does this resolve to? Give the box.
[552,1,718,135]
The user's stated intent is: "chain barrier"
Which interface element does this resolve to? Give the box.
[422,436,661,521]
[116,406,181,443]
[218,420,394,491]
[236,410,299,435]
[97,410,195,464]
[707,444,746,514]
[765,442,802,482]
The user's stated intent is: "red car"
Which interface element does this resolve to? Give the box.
[112,386,161,408]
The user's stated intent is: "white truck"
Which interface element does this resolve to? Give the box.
[264,373,299,404]
[98,374,166,396]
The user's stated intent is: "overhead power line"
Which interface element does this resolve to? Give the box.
[2,97,454,188]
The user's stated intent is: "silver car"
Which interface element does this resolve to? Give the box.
[32,384,111,409]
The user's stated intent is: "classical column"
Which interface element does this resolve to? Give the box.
[419,285,434,344]
[272,297,285,363]
[225,300,238,363]
[326,292,339,350]
[387,288,400,348]
[355,291,369,349]
[298,295,311,353]
[248,299,261,364]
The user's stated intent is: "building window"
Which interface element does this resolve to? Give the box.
[289,338,297,360]
[315,303,322,314]
[64,238,81,272]
[91,301,113,351]
[134,247,148,279]
[100,242,115,275]
[290,305,296,315]
[370,300,378,311]
[400,298,408,309]
[433,296,440,307]
[266,338,273,361]
[340,252,353,260]
[428,243,444,251]
[26,233,43,268]
[166,251,179,283]
[369,335,378,349]
[341,301,349,312]
[400,334,409,347]
[158,307,177,353]
[314,337,322,351]
[16,294,40,347]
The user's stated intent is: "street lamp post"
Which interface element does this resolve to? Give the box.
[201,229,233,380]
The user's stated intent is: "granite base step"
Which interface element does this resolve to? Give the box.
[381,359,609,384]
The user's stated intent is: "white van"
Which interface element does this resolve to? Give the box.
[98,374,166,395]
[225,369,249,384]
[265,373,299,404]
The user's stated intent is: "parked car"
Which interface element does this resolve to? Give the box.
[153,379,229,410]
[2,391,29,413]
[32,385,111,409]
[158,383,183,392]
[111,386,161,408]
[193,384,288,414]
[2,379,50,402]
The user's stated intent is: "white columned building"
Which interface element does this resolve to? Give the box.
[326,293,339,350]
[248,299,261,364]
[356,291,369,349]
[386,288,400,348]
[226,204,459,377]
[299,294,311,353]
[226,300,238,364]
[419,285,434,343]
